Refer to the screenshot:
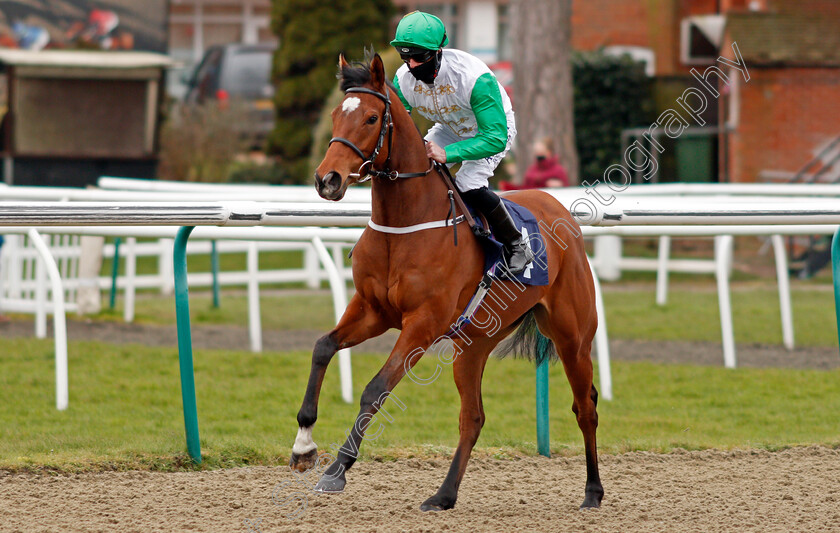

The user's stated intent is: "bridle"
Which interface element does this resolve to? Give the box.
[329,86,479,242]
[329,87,432,181]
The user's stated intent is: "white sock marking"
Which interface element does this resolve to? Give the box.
[292,426,317,455]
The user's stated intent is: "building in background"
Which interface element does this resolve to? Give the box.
[4,1,836,184]
[0,2,171,187]
[719,9,840,183]
[167,0,275,99]
[0,49,172,187]
[388,1,840,184]
[571,0,840,183]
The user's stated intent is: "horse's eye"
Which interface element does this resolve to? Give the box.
[366,115,378,125]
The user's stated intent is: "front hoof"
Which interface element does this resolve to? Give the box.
[420,494,456,512]
[580,490,603,509]
[313,470,346,493]
[289,448,318,472]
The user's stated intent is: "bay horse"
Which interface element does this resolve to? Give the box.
[290,51,603,511]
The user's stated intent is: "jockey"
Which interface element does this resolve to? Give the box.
[391,11,534,275]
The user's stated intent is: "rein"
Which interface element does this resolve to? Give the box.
[329,87,433,181]
[331,87,482,243]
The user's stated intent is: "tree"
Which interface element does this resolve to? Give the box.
[511,0,579,184]
[269,0,394,181]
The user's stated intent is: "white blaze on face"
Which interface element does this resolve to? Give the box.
[292,426,317,455]
[342,96,361,114]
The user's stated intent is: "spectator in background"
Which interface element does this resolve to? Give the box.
[499,138,569,190]
[523,138,569,188]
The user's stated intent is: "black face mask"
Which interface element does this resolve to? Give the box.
[409,50,442,84]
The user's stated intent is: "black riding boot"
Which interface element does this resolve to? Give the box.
[461,187,535,275]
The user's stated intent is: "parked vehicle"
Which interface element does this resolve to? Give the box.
[183,43,277,146]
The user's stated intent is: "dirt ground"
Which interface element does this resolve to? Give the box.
[2,318,839,532]
[2,447,839,532]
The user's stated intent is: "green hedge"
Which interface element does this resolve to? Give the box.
[572,50,654,182]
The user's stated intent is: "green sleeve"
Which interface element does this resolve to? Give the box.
[444,72,508,163]
[392,74,412,112]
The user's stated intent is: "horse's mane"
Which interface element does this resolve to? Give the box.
[337,49,423,149]
[338,49,396,93]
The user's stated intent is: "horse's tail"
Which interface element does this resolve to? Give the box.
[494,309,558,366]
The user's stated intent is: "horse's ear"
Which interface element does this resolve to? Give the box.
[370,53,385,91]
[338,53,350,71]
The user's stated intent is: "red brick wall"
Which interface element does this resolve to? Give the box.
[570,0,840,183]
[571,0,650,50]
[723,67,840,182]
[570,0,722,76]
[769,0,840,16]
[682,0,719,16]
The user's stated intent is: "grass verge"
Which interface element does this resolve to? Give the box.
[2,337,838,472]
[94,282,839,346]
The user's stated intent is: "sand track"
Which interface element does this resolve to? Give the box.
[2,446,839,532]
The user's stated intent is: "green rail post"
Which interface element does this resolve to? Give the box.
[210,240,221,308]
[832,227,840,355]
[536,334,551,457]
[109,237,121,309]
[536,359,550,457]
[174,226,202,463]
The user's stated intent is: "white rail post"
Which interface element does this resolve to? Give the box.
[331,243,345,279]
[655,235,671,305]
[247,241,263,353]
[124,237,137,323]
[159,238,175,295]
[715,235,736,368]
[303,245,320,289]
[311,236,353,404]
[6,235,22,300]
[27,229,69,410]
[34,242,47,339]
[587,257,612,401]
[771,234,795,350]
[593,235,622,281]
[76,235,104,315]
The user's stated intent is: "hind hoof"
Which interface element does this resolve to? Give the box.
[420,494,456,512]
[580,491,603,509]
[289,449,318,472]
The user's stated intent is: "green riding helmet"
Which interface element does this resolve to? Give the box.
[390,11,449,51]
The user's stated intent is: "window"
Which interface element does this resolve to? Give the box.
[680,15,724,66]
